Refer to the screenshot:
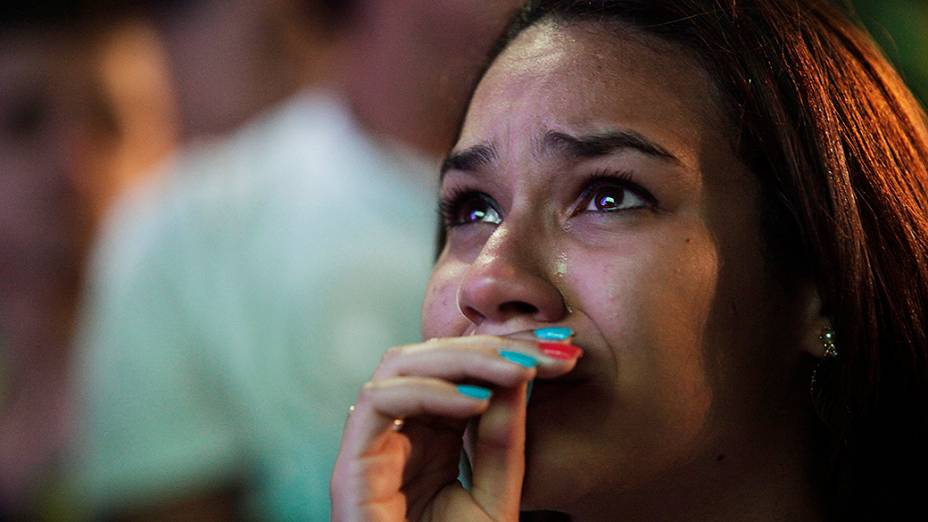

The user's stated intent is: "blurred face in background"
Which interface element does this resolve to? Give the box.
[0,32,82,347]
[1,20,177,507]
[151,0,316,138]
[397,0,521,55]
[337,0,525,154]
[0,31,86,507]
[0,21,176,349]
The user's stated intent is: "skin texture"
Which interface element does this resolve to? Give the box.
[334,21,827,520]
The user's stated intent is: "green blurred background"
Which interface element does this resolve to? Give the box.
[855,0,928,107]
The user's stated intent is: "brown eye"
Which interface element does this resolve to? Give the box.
[592,186,624,211]
[440,192,502,227]
[582,183,648,213]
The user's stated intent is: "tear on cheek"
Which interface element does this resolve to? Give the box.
[554,252,568,279]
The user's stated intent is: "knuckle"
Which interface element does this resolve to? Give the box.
[358,380,380,402]
[379,345,406,365]
[372,348,402,378]
[385,344,406,357]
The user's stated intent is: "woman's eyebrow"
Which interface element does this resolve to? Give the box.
[541,129,680,164]
[440,142,499,178]
[439,128,680,180]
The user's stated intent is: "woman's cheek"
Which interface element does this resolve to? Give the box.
[573,231,720,382]
[421,262,468,339]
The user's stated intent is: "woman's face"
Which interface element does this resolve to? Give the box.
[423,21,809,512]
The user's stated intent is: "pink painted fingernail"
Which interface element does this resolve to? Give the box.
[539,342,583,360]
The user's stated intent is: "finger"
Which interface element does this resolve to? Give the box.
[342,377,493,460]
[333,378,495,519]
[469,380,529,519]
[375,336,582,382]
[374,342,536,386]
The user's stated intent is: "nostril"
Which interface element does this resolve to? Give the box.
[456,266,566,325]
[461,305,486,326]
[499,301,539,317]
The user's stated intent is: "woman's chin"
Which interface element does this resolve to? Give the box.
[520,383,613,509]
[520,423,595,512]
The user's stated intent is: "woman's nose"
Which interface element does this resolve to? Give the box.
[456,227,567,327]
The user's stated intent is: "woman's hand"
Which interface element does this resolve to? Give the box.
[330,334,581,521]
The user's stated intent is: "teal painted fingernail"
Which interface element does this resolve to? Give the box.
[457,384,493,400]
[526,379,534,403]
[534,326,574,340]
[499,350,538,368]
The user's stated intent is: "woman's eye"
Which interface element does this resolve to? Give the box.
[580,181,652,213]
[441,192,502,227]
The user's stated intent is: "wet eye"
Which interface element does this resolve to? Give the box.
[578,175,654,214]
[440,191,502,228]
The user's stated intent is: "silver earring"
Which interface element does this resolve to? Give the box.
[810,326,837,399]
[819,326,838,359]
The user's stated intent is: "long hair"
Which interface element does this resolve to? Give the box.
[464,0,928,518]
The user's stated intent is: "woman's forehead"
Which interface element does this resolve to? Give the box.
[459,21,731,171]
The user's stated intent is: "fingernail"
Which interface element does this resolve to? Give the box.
[457,384,493,400]
[539,342,583,360]
[534,326,574,341]
[499,350,538,368]
[526,379,534,403]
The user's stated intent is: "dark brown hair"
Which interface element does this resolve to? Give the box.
[459,0,928,518]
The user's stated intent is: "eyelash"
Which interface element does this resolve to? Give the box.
[438,169,658,228]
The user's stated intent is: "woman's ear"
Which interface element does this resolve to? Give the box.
[797,282,831,358]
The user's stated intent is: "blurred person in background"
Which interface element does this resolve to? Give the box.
[135,0,319,141]
[74,0,522,519]
[0,3,177,518]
